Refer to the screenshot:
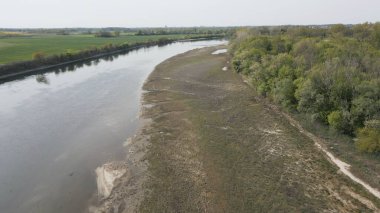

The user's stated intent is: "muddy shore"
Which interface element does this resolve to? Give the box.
[90,46,380,212]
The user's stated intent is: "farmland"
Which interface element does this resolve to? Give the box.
[0,33,203,64]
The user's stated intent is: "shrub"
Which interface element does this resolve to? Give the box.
[327,110,352,134]
[32,51,46,60]
[356,120,380,153]
[95,31,114,38]
[328,110,343,128]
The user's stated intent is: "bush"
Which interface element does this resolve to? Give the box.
[356,120,380,153]
[95,31,115,38]
[327,110,352,133]
[32,51,46,60]
[327,110,342,128]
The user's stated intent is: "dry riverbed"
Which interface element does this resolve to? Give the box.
[91,46,380,212]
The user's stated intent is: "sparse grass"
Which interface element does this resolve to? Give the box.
[139,47,380,212]
[292,112,380,192]
[0,34,202,64]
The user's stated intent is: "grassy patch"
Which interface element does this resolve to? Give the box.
[0,34,201,64]
[292,112,380,192]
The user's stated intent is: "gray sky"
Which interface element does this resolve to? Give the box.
[2,0,380,28]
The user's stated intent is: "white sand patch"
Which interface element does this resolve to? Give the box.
[96,162,127,199]
[123,137,133,147]
[260,128,283,135]
[222,67,228,71]
[219,126,230,130]
[143,103,155,109]
[212,49,227,55]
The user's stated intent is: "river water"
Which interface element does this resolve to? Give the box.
[0,40,226,213]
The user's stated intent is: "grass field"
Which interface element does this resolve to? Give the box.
[0,34,198,64]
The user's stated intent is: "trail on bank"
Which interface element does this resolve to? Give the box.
[92,46,380,213]
[275,107,380,200]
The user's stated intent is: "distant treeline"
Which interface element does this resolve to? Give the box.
[134,27,235,36]
[230,23,380,153]
[0,27,236,36]
[94,31,121,37]
[0,36,220,79]
[0,27,135,35]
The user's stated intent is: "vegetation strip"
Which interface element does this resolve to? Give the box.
[229,24,380,195]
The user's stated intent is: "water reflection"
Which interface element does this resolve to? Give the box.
[35,74,49,84]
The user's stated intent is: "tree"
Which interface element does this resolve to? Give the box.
[353,23,371,41]
[350,80,380,127]
[295,66,335,122]
[95,31,114,37]
[273,78,296,108]
[329,24,352,38]
[292,39,319,70]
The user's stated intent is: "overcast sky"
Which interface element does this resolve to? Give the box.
[1,0,380,28]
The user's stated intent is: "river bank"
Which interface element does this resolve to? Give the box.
[93,46,379,212]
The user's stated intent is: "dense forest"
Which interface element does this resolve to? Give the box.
[230,23,380,153]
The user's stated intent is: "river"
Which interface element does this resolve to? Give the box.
[0,40,226,213]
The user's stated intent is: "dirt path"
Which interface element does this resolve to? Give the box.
[276,107,380,200]
[92,46,380,212]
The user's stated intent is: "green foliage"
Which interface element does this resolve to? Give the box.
[273,78,296,108]
[32,51,46,60]
[351,80,380,127]
[327,110,352,134]
[230,23,380,152]
[94,31,117,37]
[356,120,380,153]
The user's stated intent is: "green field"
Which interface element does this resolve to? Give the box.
[0,34,197,64]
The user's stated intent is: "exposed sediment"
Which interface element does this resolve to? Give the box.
[88,128,150,213]
[89,46,380,213]
[95,162,128,199]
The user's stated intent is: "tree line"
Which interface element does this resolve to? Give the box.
[230,23,380,153]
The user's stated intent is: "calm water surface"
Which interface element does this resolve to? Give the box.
[0,40,226,213]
